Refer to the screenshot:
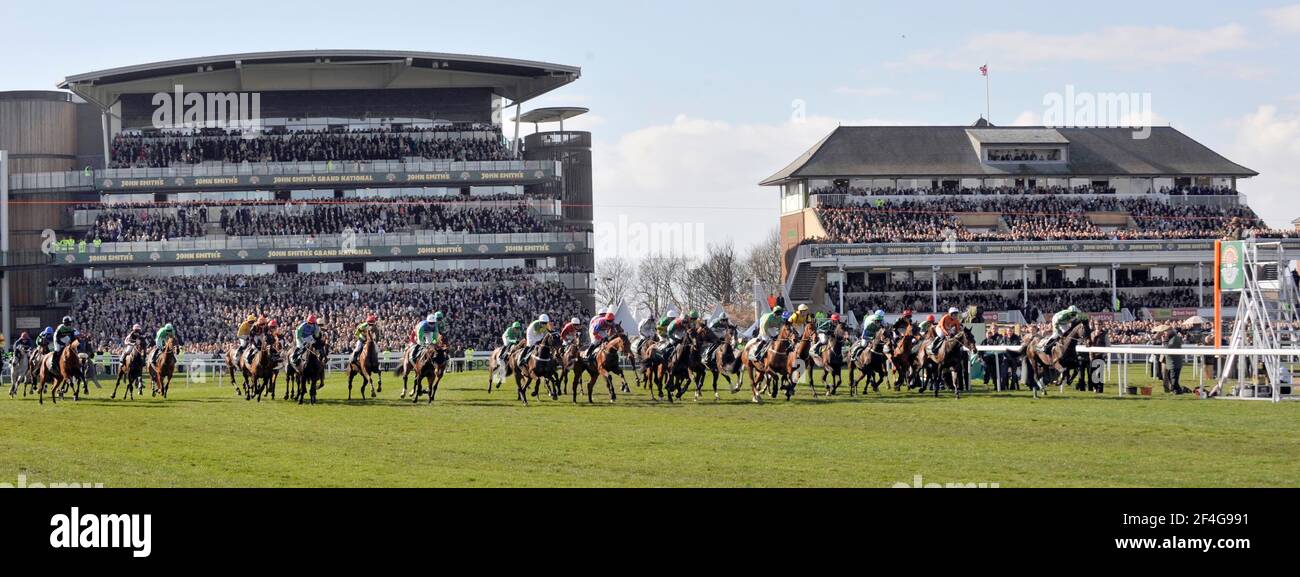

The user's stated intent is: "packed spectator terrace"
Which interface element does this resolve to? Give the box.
[806,186,1288,244]
[52,268,589,355]
[108,124,516,169]
[74,195,569,242]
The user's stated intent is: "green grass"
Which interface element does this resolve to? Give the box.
[1,366,1297,487]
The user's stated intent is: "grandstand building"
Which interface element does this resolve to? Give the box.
[761,121,1289,325]
[0,51,594,349]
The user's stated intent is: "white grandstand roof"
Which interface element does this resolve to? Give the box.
[59,50,581,109]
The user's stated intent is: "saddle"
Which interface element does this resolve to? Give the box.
[584,343,601,365]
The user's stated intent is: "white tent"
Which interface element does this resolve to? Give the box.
[612,300,640,335]
[707,303,727,324]
[842,310,860,332]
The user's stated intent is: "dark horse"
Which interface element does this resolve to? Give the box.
[846,329,889,396]
[1024,319,1093,398]
[922,327,977,398]
[112,343,146,400]
[401,341,450,404]
[512,332,560,405]
[810,325,845,396]
[295,340,328,405]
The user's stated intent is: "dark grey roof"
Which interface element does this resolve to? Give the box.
[760,125,1257,185]
[967,128,1068,144]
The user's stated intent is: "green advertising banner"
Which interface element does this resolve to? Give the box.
[1218,240,1246,292]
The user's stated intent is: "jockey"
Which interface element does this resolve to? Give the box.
[149,323,179,366]
[36,327,54,353]
[236,314,256,351]
[250,315,268,348]
[586,312,617,359]
[930,307,963,354]
[122,324,146,358]
[748,306,785,362]
[636,315,656,340]
[413,312,445,359]
[851,310,886,359]
[520,314,552,358]
[892,309,915,338]
[292,315,321,366]
[708,312,732,339]
[655,313,675,340]
[561,317,582,346]
[813,313,841,357]
[502,321,523,349]
[920,314,937,337]
[14,331,33,353]
[789,304,811,333]
[1038,305,1084,352]
[352,314,379,362]
[54,316,78,354]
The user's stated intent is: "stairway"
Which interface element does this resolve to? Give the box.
[787,261,817,303]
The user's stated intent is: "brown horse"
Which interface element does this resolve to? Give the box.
[846,330,889,396]
[742,324,794,403]
[112,344,145,400]
[39,340,82,404]
[632,334,661,392]
[347,329,382,400]
[779,320,817,399]
[147,338,177,399]
[573,330,633,403]
[558,338,586,396]
[512,332,560,405]
[403,341,450,404]
[240,339,275,402]
[487,341,515,393]
[890,325,919,391]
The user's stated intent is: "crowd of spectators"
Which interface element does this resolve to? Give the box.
[54,269,587,355]
[78,196,556,241]
[809,195,1290,244]
[108,126,516,168]
[843,288,1210,322]
[836,276,1207,295]
[810,184,1118,197]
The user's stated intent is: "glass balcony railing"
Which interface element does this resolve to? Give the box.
[52,230,592,255]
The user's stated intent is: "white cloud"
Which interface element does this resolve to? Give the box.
[891,24,1248,71]
[1230,105,1300,228]
[592,114,909,258]
[1265,4,1300,32]
[1010,110,1042,126]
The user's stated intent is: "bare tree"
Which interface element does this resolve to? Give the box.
[696,241,744,306]
[636,257,675,318]
[744,228,783,290]
[595,257,636,311]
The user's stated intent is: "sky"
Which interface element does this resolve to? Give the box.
[2,0,1299,258]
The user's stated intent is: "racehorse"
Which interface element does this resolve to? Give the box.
[632,334,661,392]
[112,344,146,400]
[573,330,633,403]
[147,337,178,399]
[1024,319,1092,398]
[401,341,450,404]
[347,328,382,400]
[239,339,275,402]
[7,346,32,398]
[703,325,745,396]
[654,331,696,402]
[923,327,978,398]
[558,338,586,396]
[295,341,328,405]
[846,329,890,396]
[890,325,919,391]
[38,340,81,405]
[779,320,817,399]
[810,326,845,395]
[512,332,560,405]
[487,342,514,393]
[742,324,794,403]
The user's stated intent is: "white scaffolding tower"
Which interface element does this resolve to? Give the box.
[1211,241,1300,402]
